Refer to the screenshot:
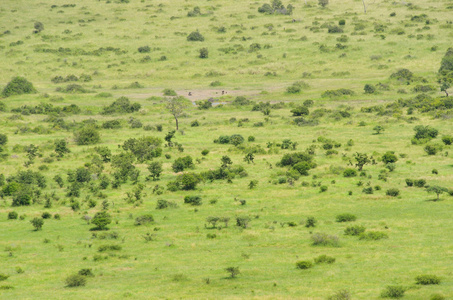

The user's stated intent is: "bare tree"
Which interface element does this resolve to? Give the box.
[165,96,191,130]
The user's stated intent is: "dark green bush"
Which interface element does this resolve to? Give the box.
[441,135,453,145]
[42,212,52,219]
[135,214,154,225]
[138,46,150,53]
[187,31,204,42]
[91,211,111,230]
[2,77,37,97]
[415,274,441,285]
[405,179,414,186]
[7,211,18,220]
[305,216,317,228]
[381,285,405,298]
[291,106,309,116]
[102,97,141,115]
[184,195,202,206]
[74,127,100,145]
[414,179,426,187]
[386,188,400,197]
[296,260,313,269]
[199,48,208,58]
[343,168,357,177]
[172,156,194,172]
[336,213,356,222]
[156,199,177,209]
[344,225,366,236]
[65,274,87,287]
[102,119,122,129]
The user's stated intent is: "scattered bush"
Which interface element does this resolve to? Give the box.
[30,217,44,231]
[91,211,112,230]
[296,260,313,269]
[8,211,18,220]
[102,97,141,115]
[344,225,366,236]
[74,127,100,145]
[415,274,441,285]
[65,274,87,287]
[359,231,388,240]
[184,195,202,206]
[311,233,340,247]
[386,188,400,197]
[187,31,204,42]
[343,168,357,177]
[336,213,356,222]
[381,285,405,298]
[135,214,154,226]
[314,254,335,264]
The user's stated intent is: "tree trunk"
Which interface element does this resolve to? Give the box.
[174,115,179,130]
[362,0,367,13]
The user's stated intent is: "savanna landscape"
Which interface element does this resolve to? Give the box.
[0,0,452,299]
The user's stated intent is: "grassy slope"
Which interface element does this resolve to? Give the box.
[0,0,452,299]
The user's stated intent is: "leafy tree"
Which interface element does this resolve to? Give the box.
[2,76,37,97]
[30,217,44,231]
[147,161,163,181]
[111,152,136,182]
[54,139,70,157]
[244,152,255,164]
[364,84,376,94]
[353,152,370,171]
[94,146,112,162]
[225,267,240,278]
[413,125,438,141]
[221,156,233,168]
[122,136,162,162]
[165,96,191,130]
[426,185,448,201]
[12,187,33,206]
[165,130,176,147]
[91,211,112,230]
[172,156,193,172]
[373,125,385,134]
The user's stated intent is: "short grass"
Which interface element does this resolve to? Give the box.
[0,0,452,299]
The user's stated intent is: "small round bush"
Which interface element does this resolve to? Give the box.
[2,76,37,97]
[248,136,255,142]
[65,274,87,287]
[415,274,441,285]
[296,260,313,269]
[201,149,209,156]
[320,185,328,193]
[386,188,400,197]
[343,168,357,177]
[336,213,357,222]
[42,212,52,219]
[314,254,335,264]
[8,211,18,220]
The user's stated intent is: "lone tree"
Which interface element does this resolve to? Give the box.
[426,185,448,201]
[353,152,370,171]
[225,267,240,278]
[55,139,70,157]
[31,217,44,231]
[165,96,191,130]
[91,211,112,230]
[373,125,385,135]
[147,161,163,181]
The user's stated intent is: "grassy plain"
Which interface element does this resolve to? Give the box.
[0,0,452,299]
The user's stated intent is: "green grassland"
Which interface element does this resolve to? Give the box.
[0,0,452,299]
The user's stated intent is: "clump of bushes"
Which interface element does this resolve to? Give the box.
[187,30,204,42]
[286,81,309,94]
[343,168,357,177]
[258,1,294,15]
[2,77,37,97]
[65,274,86,287]
[102,97,141,115]
[184,195,202,206]
[214,134,245,146]
[344,225,366,236]
[314,254,335,264]
[74,127,100,145]
[386,188,400,197]
[321,89,355,98]
[381,285,405,298]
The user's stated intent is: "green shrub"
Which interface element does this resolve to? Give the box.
[296,260,313,269]
[184,195,202,206]
[343,168,357,177]
[102,97,141,114]
[74,127,100,145]
[42,212,52,219]
[314,254,335,264]
[430,294,445,300]
[98,244,122,252]
[135,214,154,225]
[30,217,44,231]
[424,144,443,155]
[187,31,204,42]
[359,231,388,240]
[405,179,414,186]
[91,211,112,230]
[415,274,441,285]
[441,135,453,145]
[137,46,150,53]
[386,188,400,197]
[311,233,339,247]
[336,213,356,222]
[381,285,405,298]
[78,269,94,277]
[0,274,9,281]
[327,289,351,300]
[8,211,18,220]
[414,179,426,187]
[344,225,366,236]
[65,274,86,287]
[305,216,317,228]
[199,47,208,58]
[156,199,177,209]
[2,77,37,97]
[291,106,309,116]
